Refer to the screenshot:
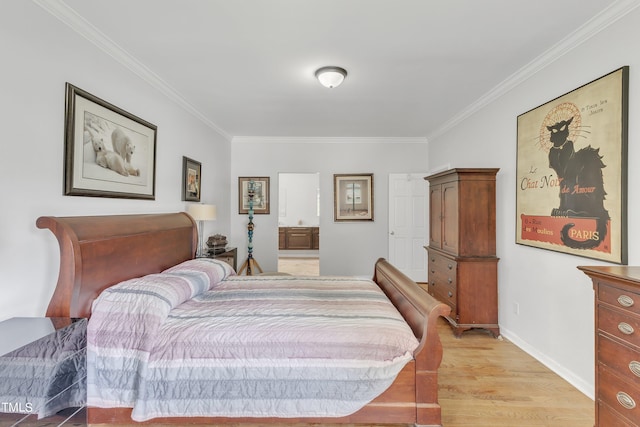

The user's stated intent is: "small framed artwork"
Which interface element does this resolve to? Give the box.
[64,82,157,199]
[238,177,270,214]
[334,173,374,221]
[516,66,628,264]
[182,156,201,202]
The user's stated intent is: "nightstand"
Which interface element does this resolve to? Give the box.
[205,247,237,272]
[0,317,86,425]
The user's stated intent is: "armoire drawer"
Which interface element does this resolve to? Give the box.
[428,287,457,319]
[430,281,457,306]
[428,252,457,274]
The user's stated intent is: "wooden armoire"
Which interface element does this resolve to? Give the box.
[424,168,500,337]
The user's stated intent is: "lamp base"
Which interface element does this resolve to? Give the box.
[196,220,205,258]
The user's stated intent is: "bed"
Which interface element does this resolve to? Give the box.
[37,212,450,426]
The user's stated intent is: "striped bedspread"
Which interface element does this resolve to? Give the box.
[87,259,419,421]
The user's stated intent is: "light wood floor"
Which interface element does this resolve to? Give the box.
[436,318,593,427]
[278,257,320,276]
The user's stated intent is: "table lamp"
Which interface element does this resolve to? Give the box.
[187,203,217,257]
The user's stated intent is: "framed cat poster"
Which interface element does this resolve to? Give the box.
[516,66,629,264]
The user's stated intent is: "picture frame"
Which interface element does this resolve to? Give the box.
[182,156,201,202]
[334,173,374,222]
[64,83,157,199]
[238,177,270,214]
[516,66,628,264]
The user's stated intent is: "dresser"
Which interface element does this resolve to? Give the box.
[424,168,499,337]
[580,266,640,426]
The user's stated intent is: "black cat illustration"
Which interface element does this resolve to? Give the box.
[547,117,609,249]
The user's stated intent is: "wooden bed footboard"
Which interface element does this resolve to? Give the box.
[373,258,452,425]
[37,213,450,426]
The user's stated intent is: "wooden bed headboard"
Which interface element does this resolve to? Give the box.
[37,213,197,318]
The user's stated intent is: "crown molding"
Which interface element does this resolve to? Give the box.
[33,0,232,141]
[427,0,640,141]
[232,136,428,144]
[34,0,637,143]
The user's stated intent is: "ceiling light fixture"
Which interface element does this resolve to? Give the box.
[315,66,347,89]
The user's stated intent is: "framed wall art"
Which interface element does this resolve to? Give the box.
[516,66,628,264]
[64,83,157,199]
[182,156,201,202]
[334,173,374,222]
[238,177,270,214]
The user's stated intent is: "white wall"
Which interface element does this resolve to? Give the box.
[0,1,231,320]
[278,173,320,227]
[230,139,428,276]
[427,7,640,398]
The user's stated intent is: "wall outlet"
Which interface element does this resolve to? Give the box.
[514,302,520,315]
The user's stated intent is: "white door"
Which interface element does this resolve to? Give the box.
[388,173,429,282]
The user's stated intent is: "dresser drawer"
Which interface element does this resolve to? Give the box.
[599,305,640,348]
[598,401,637,427]
[599,365,640,424]
[599,283,640,316]
[599,334,640,382]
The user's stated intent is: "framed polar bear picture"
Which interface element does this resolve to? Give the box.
[64,82,157,199]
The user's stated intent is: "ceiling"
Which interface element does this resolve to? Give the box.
[42,0,626,140]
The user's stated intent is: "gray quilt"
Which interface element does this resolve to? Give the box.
[0,318,86,419]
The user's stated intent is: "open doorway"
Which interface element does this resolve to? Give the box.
[277,173,320,276]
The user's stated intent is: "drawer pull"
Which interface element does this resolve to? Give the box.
[618,322,635,335]
[629,361,640,377]
[431,257,435,262]
[448,291,453,298]
[431,269,435,274]
[448,264,453,270]
[616,391,636,410]
[618,295,635,308]
[448,278,453,283]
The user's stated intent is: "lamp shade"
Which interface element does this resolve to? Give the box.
[315,66,347,88]
[187,204,217,221]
